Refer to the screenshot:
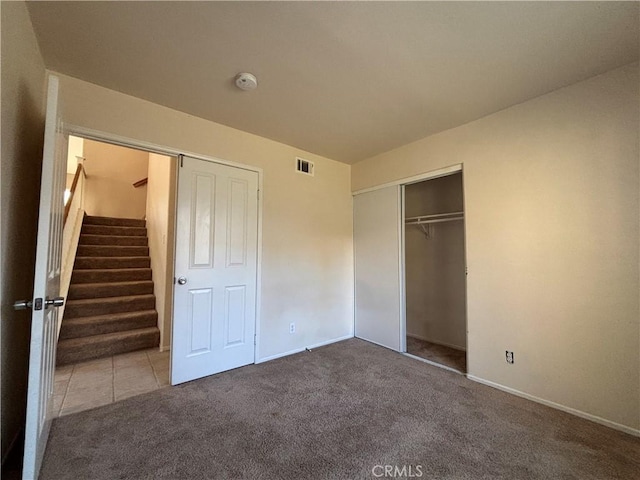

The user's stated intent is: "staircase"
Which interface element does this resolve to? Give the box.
[57,215,160,366]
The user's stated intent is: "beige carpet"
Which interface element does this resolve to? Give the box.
[40,339,638,479]
[406,336,467,372]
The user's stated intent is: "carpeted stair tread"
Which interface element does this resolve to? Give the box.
[59,310,158,339]
[64,294,156,318]
[82,224,147,236]
[69,280,154,300]
[72,268,152,284]
[79,234,148,246]
[59,215,159,366]
[76,245,149,257]
[56,327,160,366]
[74,256,151,269]
[84,216,146,227]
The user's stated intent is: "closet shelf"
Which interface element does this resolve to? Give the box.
[405,211,464,225]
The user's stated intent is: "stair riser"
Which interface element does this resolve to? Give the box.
[84,216,145,227]
[77,246,149,257]
[72,269,152,284]
[65,297,156,318]
[58,216,159,366]
[79,235,148,246]
[74,257,150,269]
[60,313,158,340]
[82,225,147,236]
[68,282,154,300]
[57,330,160,366]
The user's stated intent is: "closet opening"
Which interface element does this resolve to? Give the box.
[402,171,467,374]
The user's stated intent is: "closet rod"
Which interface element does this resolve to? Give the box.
[405,211,463,222]
[406,216,464,226]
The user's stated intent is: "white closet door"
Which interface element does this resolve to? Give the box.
[354,185,402,351]
[172,156,258,385]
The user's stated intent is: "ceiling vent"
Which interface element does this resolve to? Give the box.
[296,157,314,176]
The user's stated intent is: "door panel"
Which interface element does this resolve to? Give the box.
[190,173,215,267]
[23,75,68,480]
[172,156,258,384]
[354,186,402,351]
[226,179,248,267]
[224,286,246,346]
[188,288,213,355]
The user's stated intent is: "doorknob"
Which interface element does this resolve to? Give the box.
[13,299,33,310]
[177,276,187,285]
[45,297,65,309]
[14,297,64,311]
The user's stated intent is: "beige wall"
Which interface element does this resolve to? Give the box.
[405,174,466,350]
[0,1,47,461]
[145,153,176,351]
[66,134,83,174]
[83,139,149,219]
[56,73,354,361]
[353,63,640,431]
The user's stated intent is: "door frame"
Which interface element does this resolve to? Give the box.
[353,163,468,372]
[65,124,265,364]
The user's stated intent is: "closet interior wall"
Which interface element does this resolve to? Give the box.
[405,173,466,351]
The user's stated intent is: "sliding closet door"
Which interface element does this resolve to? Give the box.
[354,186,402,351]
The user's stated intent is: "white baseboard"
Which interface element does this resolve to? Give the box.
[256,334,354,364]
[467,375,640,438]
[354,336,402,352]
[406,333,466,352]
[159,345,171,353]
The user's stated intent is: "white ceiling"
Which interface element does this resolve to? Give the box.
[27,1,639,164]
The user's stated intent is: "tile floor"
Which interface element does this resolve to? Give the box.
[53,348,170,417]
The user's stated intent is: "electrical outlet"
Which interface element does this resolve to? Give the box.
[506,351,514,364]
[289,322,295,334]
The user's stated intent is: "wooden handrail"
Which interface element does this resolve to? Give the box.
[133,177,148,188]
[64,163,84,225]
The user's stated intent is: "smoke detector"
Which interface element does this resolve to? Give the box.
[235,73,258,91]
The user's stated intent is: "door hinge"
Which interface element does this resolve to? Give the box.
[179,156,184,168]
[257,189,260,200]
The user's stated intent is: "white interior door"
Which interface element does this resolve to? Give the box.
[171,156,259,385]
[21,75,68,480]
[354,186,403,351]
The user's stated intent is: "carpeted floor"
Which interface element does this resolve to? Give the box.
[40,339,638,480]
[406,336,467,373]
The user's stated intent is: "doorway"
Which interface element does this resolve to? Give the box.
[54,136,175,416]
[402,172,467,373]
[353,166,468,373]
[55,133,262,413]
